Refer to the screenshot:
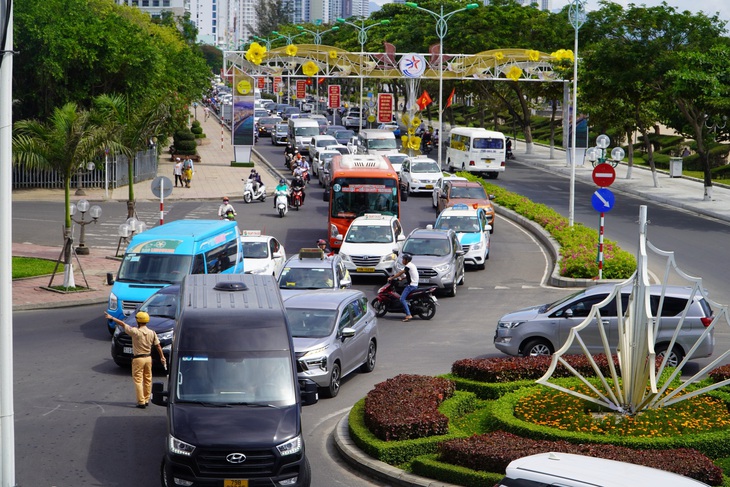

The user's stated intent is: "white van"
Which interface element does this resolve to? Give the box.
[354,129,398,156]
[499,452,709,487]
[288,118,320,154]
[446,126,506,179]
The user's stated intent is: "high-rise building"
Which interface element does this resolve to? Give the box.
[351,0,368,18]
[309,0,331,24]
[114,0,186,18]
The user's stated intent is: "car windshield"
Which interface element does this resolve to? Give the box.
[286,309,337,338]
[275,124,287,132]
[278,267,335,289]
[295,126,319,136]
[316,138,337,147]
[255,110,268,117]
[330,146,349,155]
[260,117,280,125]
[345,225,393,244]
[241,241,268,259]
[367,138,397,150]
[117,253,192,284]
[436,216,480,233]
[320,153,337,163]
[402,237,451,257]
[473,137,504,149]
[387,155,408,164]
[175,352,296,406]
[140,291,178,319]
[335,130,355,139]
[450,186,487,199]
[543,289,585,313]
[412,161,440,173]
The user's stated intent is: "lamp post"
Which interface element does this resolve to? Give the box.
[272,31,307,106]
[252,34,285,51]
[705,114,727,138]
[70,199,102,255]
[405,2,479,168]
[297,23,340,111]
[336,17,390,132]
[568,0,586,227]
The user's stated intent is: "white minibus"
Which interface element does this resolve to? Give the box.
[446,127,506,179]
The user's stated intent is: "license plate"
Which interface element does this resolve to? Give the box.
[356,267,376,273]
[419,278,431,284]
[123,346,133,355]
[224,480,248,487]
[424,184,434,189]
[482,159,493,164]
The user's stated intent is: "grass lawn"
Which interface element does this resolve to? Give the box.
[12,256,57,279]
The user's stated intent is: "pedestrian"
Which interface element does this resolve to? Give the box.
[218,196,236,220]
[681,147,690,157]
[204,105,210,121]
[182,156,194,188]
[387,252,419,322]
[173,158,183,187]
[104,311,166,409]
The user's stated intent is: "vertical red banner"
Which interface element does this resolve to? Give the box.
[377,93,394,123]
[274,77,283,92]
[257,77,265,89]
[328,85,341,109]
[296,80,306,99]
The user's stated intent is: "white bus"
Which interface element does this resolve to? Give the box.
[446,127,506,179]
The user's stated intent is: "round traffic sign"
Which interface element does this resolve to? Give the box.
[151,176,173,198]
[592,163,616,187]
[591,188,615,213]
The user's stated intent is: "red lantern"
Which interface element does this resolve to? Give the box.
[305,78,313,85]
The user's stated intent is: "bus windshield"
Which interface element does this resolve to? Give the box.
[330,178,399,218]
[473,138,504,149]
[117,253,193,284]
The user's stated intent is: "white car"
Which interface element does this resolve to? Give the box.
[400,157,443,194]
[240,231,286,277]
[432,173,467,208]
[338,214,405,276]
[308,135,338,167]
[315,149,340,183]
[384,153,409,177]
[325,144,353,155]
[432,204,491,269]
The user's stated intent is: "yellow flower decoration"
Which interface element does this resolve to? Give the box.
[245,42,266,65]
[409,137,422,151]
[401,114,411,126]
[329,50,338,60]
[494,51,505,62]
[302,61,319,77]
[551,49,574,63]
[401,135,410,146]
[526,50,540,62]
[411,116,421,128]
[286,44,298,57]
[506,66,523,81]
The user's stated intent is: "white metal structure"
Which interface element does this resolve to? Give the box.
[446,127,506,178]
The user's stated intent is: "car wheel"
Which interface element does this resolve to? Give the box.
[299,456,312,487]
[360,340,377,373]
[445,280,456,297]
[488,172,499,180]
[417,299,436,320]
[323,362,341,398]
[371,298,387,318]
[522,339,553,357]
[458,265,465,285]
[407,184,413,196]
[160,458,171,487]
[656,344,684,368]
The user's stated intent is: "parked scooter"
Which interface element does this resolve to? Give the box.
[370,278,438,320]
[275,188,289,218]
[243,178,267,203]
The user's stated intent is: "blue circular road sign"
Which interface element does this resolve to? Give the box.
[591,188,615,212]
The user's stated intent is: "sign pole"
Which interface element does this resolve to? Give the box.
[160,178,165,226]
[598,212,604,279]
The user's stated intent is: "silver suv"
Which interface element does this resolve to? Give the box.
[400,228,465,297]
[494,284,714,366]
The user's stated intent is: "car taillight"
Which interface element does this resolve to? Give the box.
[469,160,476,166]
[701,316,713,327]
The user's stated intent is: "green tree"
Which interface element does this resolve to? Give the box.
[12,103,124,285]
[249,0,293,38]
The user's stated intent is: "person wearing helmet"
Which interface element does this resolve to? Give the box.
[249,168,262,193]
[316,238,333,256]
[274,177,289,209]
[104,310,166,408]
[388,252,419,322]
[218,197,236,220]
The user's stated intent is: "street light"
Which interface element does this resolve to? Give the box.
[252,34,286,51]
[297,23,340,111]
[70,199,102,255]
[336,17,390,131]
[586,134,625,167]
[568,0,586,227]
[405,2,479,167]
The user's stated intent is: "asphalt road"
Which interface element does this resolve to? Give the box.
[11,151,730,486]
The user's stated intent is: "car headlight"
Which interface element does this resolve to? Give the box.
[471,241,484,251]
[277,435,302,456]
[157,330,174,342]
[381,253,396,263]
[109,292,118,311]
[434,263,451,273]
[339,252,351,262]
[498,321,525,329]
[168,435,196,456]
[250,266,270,275]
[113,325,123,337]
[412,179,421,184]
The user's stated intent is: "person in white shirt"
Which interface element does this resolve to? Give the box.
[388,253,419,322]
[218,197,236,220]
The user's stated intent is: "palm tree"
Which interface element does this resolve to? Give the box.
[13,102,123,286]
[92,94,174,217]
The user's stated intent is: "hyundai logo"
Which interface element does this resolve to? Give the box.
[226,453,247,464]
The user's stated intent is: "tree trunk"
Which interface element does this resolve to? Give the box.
[638,123,659,187]
[625,130,634,179]
[549,100,557,159]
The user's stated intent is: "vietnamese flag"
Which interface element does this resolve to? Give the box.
[446,87,455,108]
[416,90,432,111]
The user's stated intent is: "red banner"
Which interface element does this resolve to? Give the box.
[274,77,283,91]
[296,80,306,99]
[257,77,265,89]
[328,85,341,109]
[377,93,394,123]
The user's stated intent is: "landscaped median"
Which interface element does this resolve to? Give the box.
[347,357,730,486]
[457,172,636,280]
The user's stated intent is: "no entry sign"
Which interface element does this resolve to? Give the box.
[592,163,616,187]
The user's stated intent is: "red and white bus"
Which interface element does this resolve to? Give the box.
[326,154,402,249]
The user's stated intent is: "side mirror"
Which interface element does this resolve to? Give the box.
[489,194,496,200]
[106,272,114,285]
[335,234,343,241]
[392,248,400,255]
[563,308,574,318]
[426,224,434,230]
[151,382,168,407]
[455,250,465,257]
[273,251,283,259]
[340,327,356,340]
[340,277,352,288]
[397,234,405,242]
[484,225,492,233]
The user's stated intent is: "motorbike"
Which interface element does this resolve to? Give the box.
[284,147,295,169]
[506,148,514,160]
[222,210,236,221]
[290,187,304,211]
[422,140,434,156]
[370,278,438,320]
[275,190,289,218]
[243,178,267,203]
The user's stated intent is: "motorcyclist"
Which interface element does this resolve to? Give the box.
[387,252,419,322]
[290,174,306,205]
[506,137,513,158]
[274,178,289,209]
[292,151,304,169]
[284,144,296,168]
[316,238,334,257]
[297,157,311,182]
[248,169,263,193]
[421,129,433,153]
[218,197,237,220]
